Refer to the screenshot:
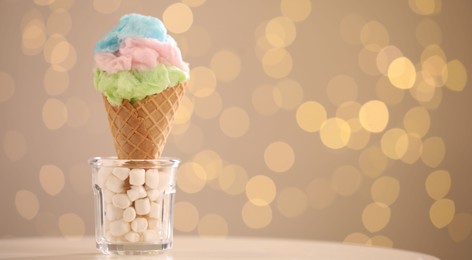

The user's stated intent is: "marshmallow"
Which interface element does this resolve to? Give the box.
[148,218,161,229]
[105,175,124,193]
[135,198,151,215]
[125,231,140,242]
[106,204,124,221]
[131,217,148,232]
[109,220,130,237]
[127,186,147,202]
[158,168,173,191]
[146,188,161,201]
[143,230,158,242]
[112,193,132,209]
[129,168,145,186]
[123,207,136,222]
[149,202,162,219]
[112,167,130,181]
[145,169,159,189]
[102,188,115,204]
[97,167,112,188]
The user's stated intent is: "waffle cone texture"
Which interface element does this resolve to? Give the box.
[103,83,185,159]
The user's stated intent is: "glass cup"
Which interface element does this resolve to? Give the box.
[89,157,180,255]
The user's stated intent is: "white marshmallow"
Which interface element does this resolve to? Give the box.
[97,167,112,188]
[106,204,124,221]
[158,168,174,191]
[131,217,148,232]
[129,169,145,186]
[142,230,158,242]
[135,198,151,215]
[127,186,147,202]
[102,188,115,204]
[124,231,140,243]
[146,188,161,201]
[112,193,132,209]
[148,218,161,230]
[145,169,159,189]
[112,167,130,181]
[109,220,130,237]
[105,175,124,193]
[149,202,162,219]
[123,207,136,222]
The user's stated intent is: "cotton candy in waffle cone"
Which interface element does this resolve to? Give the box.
[103,83,185,159]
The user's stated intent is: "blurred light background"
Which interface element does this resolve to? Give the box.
[1,0,471,259]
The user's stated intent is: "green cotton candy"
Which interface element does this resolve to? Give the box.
[94,64,188,106]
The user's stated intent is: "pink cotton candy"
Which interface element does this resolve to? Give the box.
[94,38,189,74]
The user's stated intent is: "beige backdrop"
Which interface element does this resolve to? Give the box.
[1,0,471,259]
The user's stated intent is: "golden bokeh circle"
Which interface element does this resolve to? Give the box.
[246,175,276,206]
[401,133,424,164]
[39,164,65,196]
[425,170,451,200]
[174,95,194,125]
[445,60,467,92]
[359,100,389,133]
[296,101,327,133]
[371,176,400,206]
[376,45,403,76]
[320,118,351,149]
[421,55,448,88]
[218,164,248,196]
[15,190,39,220]
[177,162,206,194]
[362,202,391,233]
[163,3,193,34]
[210,50,241,82]
[448,213,472,242]
[193,149,223,181]
[198,214,228,237]
[371,235,394,248]
[264,141,295,173]
[381,128,409,160]
[3,130,27,162]
[265,16,297,48]
[242,201,272,229]
[219,106,250,138]
[280,0,312,22]
[388,57,417,89]
[360,21,390,52]
[42,98,68,130]
[430,199,455,229]
[58,213,85,239]
[22,18,46,55]
[174,201,199,232]
[262,48,293,78]
[181,0,206,7]
[408,0,442,16]
[93,0,121,14]
[344,232,370,245]
[421,137,445,167]
[403,106,430,138]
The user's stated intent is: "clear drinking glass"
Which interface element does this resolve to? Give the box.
[89,157,180,255]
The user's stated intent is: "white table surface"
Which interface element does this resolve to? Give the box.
[0,236,440,260]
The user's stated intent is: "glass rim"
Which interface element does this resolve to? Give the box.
[88,156,180,168]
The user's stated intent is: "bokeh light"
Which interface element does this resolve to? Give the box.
[262,48,293,78]
[296,101,327,133]
[280,0,312,22]
[425,170,451,200]
[359,100,389,133]
[58,213,85,239]
[388,57,417,89]
[371,176,400,206]
[362,202,391,233]
[403,106,430,138]
[320,118,351,149]
[42,98,68,130]
[376,46,403,75]
[421,137,445,167]
[360,21,389,52]
[93,0,121,14]
[3,130,27,162]
[219,106,250,138]
[430,199,455,229]
[381,128,409,160]
[264,141,295,173]
[15,190,39,220]
[22,18,46,55]
[163,3,193,34]
[210,50,241,82]
[39,164,65,196]
[242,201,272,229]
[445,60,467,92]
[400,133,423,164]
[448,213,472,242]
[192,149,223,181]
[198,214,228,237]
[246,175,276,206]
[408,0,442,16]
[174,201,199,232]
[265,16,296,48]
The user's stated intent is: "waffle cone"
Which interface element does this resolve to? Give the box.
[103,83,185,159]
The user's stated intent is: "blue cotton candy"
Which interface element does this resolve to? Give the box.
[95,13,171,53]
